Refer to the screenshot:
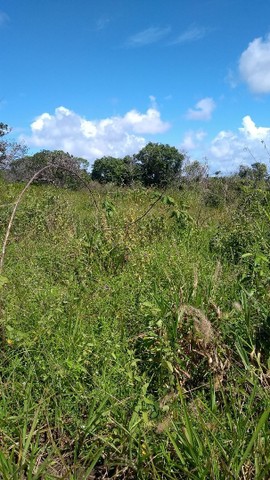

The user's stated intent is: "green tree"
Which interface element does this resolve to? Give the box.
[238,163,268,182]
[251,162,268,182]
[92,156,138,185]
[9,150,89,188]
[135,142,185,186]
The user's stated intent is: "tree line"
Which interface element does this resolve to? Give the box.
[1,122,269,188]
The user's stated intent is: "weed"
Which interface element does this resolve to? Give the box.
[0,182,269,478]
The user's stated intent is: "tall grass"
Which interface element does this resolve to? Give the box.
[0,179,269,478]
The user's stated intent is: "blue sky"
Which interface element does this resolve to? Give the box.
[1,0,270,173]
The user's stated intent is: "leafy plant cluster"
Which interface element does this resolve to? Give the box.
[0,176,269,479]
[0,122,269,478]
[92,142,185,187]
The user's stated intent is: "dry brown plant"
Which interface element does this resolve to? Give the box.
[178,304,214,346]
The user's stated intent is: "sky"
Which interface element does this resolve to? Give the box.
[1,0,270,173]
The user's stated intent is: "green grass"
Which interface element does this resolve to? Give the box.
[0,179,269,479]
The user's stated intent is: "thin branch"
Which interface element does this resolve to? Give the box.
[102,193,164,232]
[127,193,163,227]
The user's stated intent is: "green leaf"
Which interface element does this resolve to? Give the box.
[162,195,176,206]
[235,406,270,476]
[165,360,174,373]
[241,253,252,258]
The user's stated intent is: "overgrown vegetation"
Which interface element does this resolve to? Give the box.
[0,170,269,479]
[0,123,269,478]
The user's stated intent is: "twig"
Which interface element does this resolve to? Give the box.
[127,193,163,227]
[103,193,164,231]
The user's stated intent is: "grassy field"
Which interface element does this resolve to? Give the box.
[0,178,269,479]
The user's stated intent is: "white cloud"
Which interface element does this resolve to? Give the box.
[126,26,171,47]
[210,130,238,160]
[181,116,270,173]
[239,115,270,140]
[239,34,270,93]
[186,97,216,121]
[22,102,170,163]
[208,116,270,172]
[170,25,207,45]
[181,130,207,150]
[123,107,169,134]
[0,11,9,26]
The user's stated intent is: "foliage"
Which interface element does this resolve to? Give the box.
[9,149,90,188]
[91,144,185,187]
[91,155,139,185]
[135,142,185,186]
[238,162,268,183]
[0,179,269,478]
[202,176,241,208]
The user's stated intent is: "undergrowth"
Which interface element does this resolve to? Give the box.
[0,180,269,479]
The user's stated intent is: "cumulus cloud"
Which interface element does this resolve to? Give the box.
[181,130,207,150]
[170,25,208,45]
[209,116,270,172]
[239,34,270,93]
[186,97,216,121]
[239,115,270,140]
[22,102,170,163]
[126,26,171,47]
[181,115,270,173]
